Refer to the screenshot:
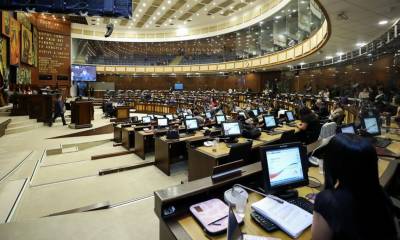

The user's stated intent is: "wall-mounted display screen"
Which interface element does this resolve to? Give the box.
[71,65,96,81]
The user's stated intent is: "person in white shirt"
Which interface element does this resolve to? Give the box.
[358,88,369,100]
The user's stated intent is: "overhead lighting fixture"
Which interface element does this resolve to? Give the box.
[336,52,343,56]
[356,42,366,47]
[325,56,333,60]
[379,20,388,25]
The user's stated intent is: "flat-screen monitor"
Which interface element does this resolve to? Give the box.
[260,143,308,193]
[362,116,380,136]
[222,122,241,138]
[205,111,212,119]
[252,109,259,117]
[71,65,96,81]
[258,107,265,113]
[157,118,168,127]
[182,112,188,117]
[148,114,154,119]
[165,114,173,120]
[285,111,295,122]
[238,112,246,117]
[142,116,151,123]
[340,124,356,134]
[174,83,184,90]
[185,115,193,119]
[184,118,199,131]
[264,115,277,129]
[215,114,226,125]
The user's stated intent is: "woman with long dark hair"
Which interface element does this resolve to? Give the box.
[312,134,398,240]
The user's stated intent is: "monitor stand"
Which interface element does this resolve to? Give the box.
[273,189,298,200]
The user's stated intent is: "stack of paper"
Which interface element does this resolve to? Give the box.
[252,197,313,238]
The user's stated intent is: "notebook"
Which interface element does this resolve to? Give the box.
[190,198,243,235]
[251,197,313,238]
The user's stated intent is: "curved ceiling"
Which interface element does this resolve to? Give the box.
[277,0,400,69]
[71,0,291,41]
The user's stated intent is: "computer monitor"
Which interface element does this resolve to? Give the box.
[165,114,173,121]
[157,118,168,128]
[264,115,277,129]
[222,122,242,140]
[182,112,188,117]
[142,116,151,124]
[260,142,308,198]
[205,111,212,119]
[340,124,356,134]
[184,118,199,132]
[215,114,226,125]
[252,109,259,117]
[148,114,154,120]
[238,111,246,117]
[185,115,193,119]
[154,115,164,119]
[361,116,381,136]
[258,107,264,114]
[285,111,295,122]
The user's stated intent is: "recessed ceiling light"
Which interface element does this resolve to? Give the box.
[336,52,343,56]
[379,20,388,25]
[325,56,333,59]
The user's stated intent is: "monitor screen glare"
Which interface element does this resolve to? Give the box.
[157,118,168,127]
[364,117,379,135]
[216,115,226,124]
[341,125,355,134]
[223,122,241,137]
[265,147,304,188]
[142,116,151,123]
[205,112,212,119]
[286,111,295,122]
[264,116,277,128]
[185,119,198,130]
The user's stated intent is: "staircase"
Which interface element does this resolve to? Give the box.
[5,116,43,135]
[170,56,183,65]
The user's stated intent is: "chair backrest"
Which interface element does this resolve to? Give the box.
[319,122,337,140]
[228,140,253,163]
[278,130,296,144]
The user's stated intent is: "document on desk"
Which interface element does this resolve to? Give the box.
[251,197,312,238]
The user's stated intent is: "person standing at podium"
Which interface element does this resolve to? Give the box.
[51,94,67,126]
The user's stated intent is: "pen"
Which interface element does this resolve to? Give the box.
[208,214,228,225]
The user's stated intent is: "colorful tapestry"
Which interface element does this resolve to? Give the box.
[21,25,32,65]
[10,17,20,65]
[16,12,31,30]
[10,18,21,65]
[16,66,31,84]
[32,27,37,67]
[1,11,10,37]
[0,37,6,77]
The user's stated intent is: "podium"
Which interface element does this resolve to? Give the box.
[69,101,94,129]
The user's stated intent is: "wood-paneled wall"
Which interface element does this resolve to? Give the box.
[96,72,275,92]
[281,54,400,93]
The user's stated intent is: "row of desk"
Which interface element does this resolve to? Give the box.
[114,120,298,181]
[154,134,400,240]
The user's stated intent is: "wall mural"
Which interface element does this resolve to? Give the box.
[1,11,10,37]
[0,36,7,77]
[10,17,20,65]
[32,27,38,67]
[16,66,31,84]
[21,25,32,65]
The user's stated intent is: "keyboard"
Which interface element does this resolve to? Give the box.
[374,137,392,148]
[251,197,313,232]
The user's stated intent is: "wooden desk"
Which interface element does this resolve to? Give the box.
[134,130,157,159]
[187,125,297,181]
[154,159,395,240]
[155,131,212,176]
[113,124,123,143]
[116,106,131,121]
[121,125,150,150]
[70,101,94,129]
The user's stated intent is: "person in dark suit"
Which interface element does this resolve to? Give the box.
[52,94,66,126]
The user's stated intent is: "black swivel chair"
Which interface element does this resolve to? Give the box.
[276,130,296,144]
[220,140,253,165]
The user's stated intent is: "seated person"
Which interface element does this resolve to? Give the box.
[314,99,330,119]
[329,102,345,125]
[312,134,398,240]
[193,110,204,125]
[295,107,321,144]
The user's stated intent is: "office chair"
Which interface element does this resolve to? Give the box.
[221,140,253,165]
[318,122,337,140]
[276,130,296,144]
